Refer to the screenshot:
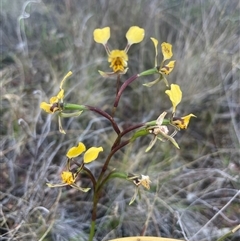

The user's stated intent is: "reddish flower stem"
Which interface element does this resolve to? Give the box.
[86,105,120,135]
[111,123,145,150]
[113,73,139,108]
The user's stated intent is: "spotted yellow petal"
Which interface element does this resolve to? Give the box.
[172,114,197,129]
[61,171,75,185]
[66,142,86,158]
[181,114,197,129]
[93,27,110,44]
[40,102,53,114]
[160,60,175,75]
[161,42,173,61]
[126,26,145,45]
[150,37,158,67]
[165,84,182,113]
[83,147,103,163]
[108,49,128,72]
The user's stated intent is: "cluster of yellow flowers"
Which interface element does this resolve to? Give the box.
[47,142,103,190]
[41,25,196,202]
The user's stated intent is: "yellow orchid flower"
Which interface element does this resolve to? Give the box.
[66,142,103,164]
[46,141,103,191]
[165,84,196,129]
[46,171,91,192]
[40,71,83,134]
[145,112,179,152]
[138,175,151,190]
[93,26,144,77]
[128,174,152,205]
[61,171,75,185]
[40,72,72,134]
[143,38,175,87]
[40,71,72,113]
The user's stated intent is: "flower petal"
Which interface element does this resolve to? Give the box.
[157,134,180,149]
[58,115,66,134]
[66,142,86,158]
[40,102,53,114]
[161,42,173,61]
[70,184,91,192]
[172,114,197,129]
[160,60,175,75]
[108,49,128,72]
[60,111,83,118]
[129,187,139,205]
[145,136,157,152]
[150,37,158,67]
[46,182,67,188]
[98,70,115,78]
[143,76,161,87]
[83,146,103,163]
[56,89,64,100]
[93,27,110,44]
[156,111,167,126]
[98,68,128,78]
[61,171,75,185]
[139,175,151,190]
[162,75,169,87]
[49,96,59,104]
[59,71,72,90]
[165,84,182,113]
[126,26,145,45]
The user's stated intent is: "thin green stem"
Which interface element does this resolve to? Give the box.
[88,193,98,241]
[88,220,95,241]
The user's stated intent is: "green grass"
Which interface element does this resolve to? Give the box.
[1,0,239,240]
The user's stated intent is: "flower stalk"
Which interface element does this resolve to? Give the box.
[41,26,197,241]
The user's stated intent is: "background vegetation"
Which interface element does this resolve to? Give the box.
[1,0,239,240]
